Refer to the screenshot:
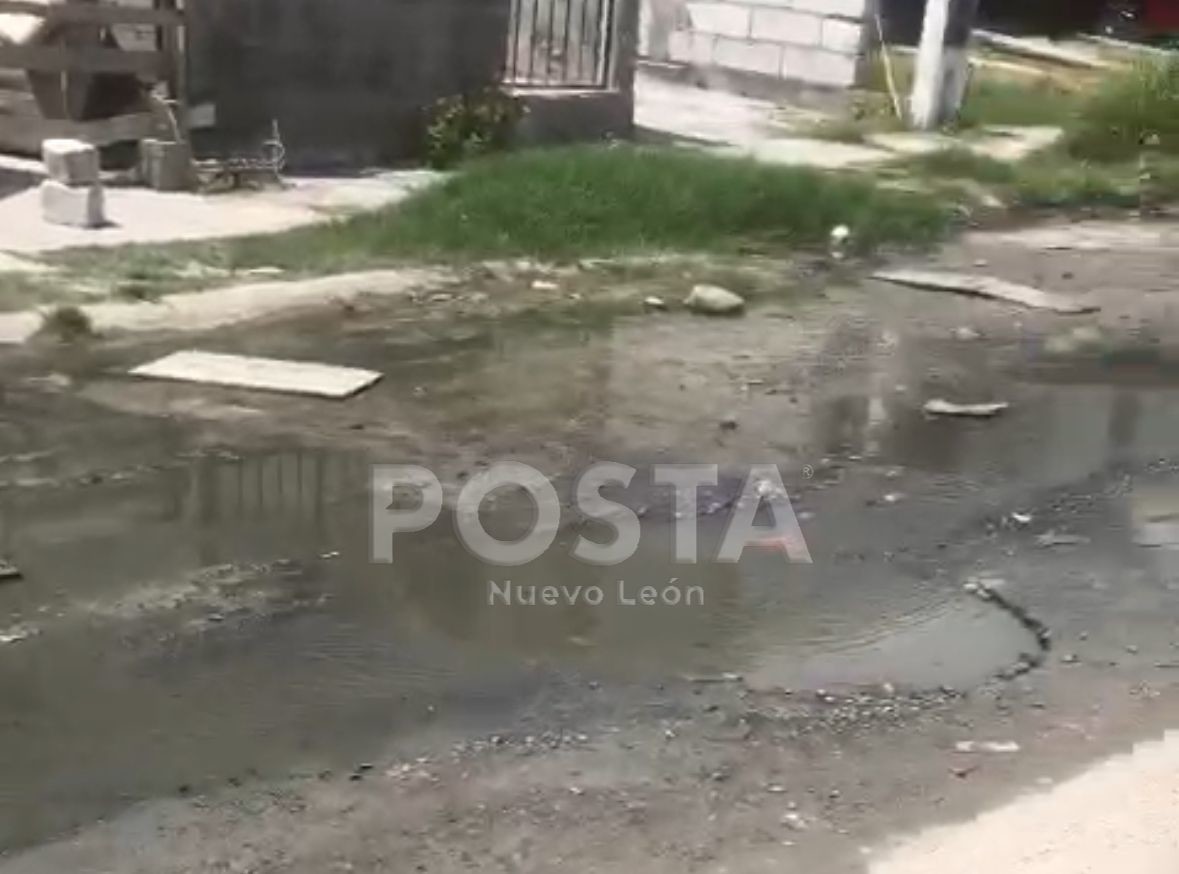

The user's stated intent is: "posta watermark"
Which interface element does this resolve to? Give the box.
[372,462,812,568]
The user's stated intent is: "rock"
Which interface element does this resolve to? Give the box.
[139,138,195,192]
[42,138,100,186]
[40,180,105,228]
[685,285,745,316]
[0,559,20,581]
[953,326,982,341]
[719,415,740,431]
[642,296,667,311]
[923,398,1009,418]
[531,280,560,291]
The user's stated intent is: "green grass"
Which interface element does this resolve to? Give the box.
[200,146,951,267]
[900,148,1018,185]
[1067,58,1179,161]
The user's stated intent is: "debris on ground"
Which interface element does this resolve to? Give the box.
[1010,512,1033,526]
[1036,531,1091,548]
[0,559,21,581]
[642,296,668,311]
[830,224,851,259]
[0,624,37,645]
[954,740,1021,754]
[923,398,1010,418]
[953,326,982,341]
[130,351,383,399]
[685,285,746,315]
[873,269,1099,314]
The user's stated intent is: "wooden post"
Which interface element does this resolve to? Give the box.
[910,0,979,130]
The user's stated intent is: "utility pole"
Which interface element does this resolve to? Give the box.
[910,0,980,130]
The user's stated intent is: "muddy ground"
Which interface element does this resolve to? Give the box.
[1,217,1179,872]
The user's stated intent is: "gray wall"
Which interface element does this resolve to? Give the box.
[188,0,513,168]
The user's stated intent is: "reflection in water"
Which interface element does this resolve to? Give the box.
[3,308,1179,849]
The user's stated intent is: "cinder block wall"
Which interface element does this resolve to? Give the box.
[643,0,872,90]
[186,0,513,168]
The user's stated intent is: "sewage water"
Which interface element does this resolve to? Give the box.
[2,304,1178,850]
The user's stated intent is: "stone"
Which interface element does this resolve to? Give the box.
[685,284,745,315]
[41,138,99,186]
[139,138,194,192]
[40,180,105,228]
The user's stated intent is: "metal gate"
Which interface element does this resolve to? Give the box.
[505,0,617,88]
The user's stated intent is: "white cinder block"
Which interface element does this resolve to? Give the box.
[789,0,869,19]
[751,8,822,45]
[821,18,865,53]
[714,37,782,76]
[781,44,860,88]
[668,29,718,65]
[41,138,100,186]
[40,180,105,228]
[686,2,751,38]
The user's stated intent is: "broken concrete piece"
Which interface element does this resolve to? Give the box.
[131,351,383,399]
[130,351,383,399]
[42,138,100,186]
[0,559,21,581]
[955,740,1021,754]
[139,139,194,192]
[40,180,105,228]
[1036,531,1091,548]
[923,399,1009,418]
[873,269,1098,314]
[685,285,745,315]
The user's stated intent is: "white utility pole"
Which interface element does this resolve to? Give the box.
[910,0,980,130]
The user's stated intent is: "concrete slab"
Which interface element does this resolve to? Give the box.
[0,311,42,345]
[636,73,892,168]
[867,126,1064,162]
[0,170,441,255]
[130,351,383,399]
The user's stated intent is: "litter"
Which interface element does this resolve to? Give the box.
[873,269,1098,314]
[923,398,1009,418]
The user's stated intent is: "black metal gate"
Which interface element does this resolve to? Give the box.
[505,0,617,88]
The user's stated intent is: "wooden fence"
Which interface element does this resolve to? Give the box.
[0,0,186,153]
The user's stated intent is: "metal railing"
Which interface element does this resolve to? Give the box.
[505,0,617,88]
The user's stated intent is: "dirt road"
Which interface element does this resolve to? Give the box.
[1,217,1178,872]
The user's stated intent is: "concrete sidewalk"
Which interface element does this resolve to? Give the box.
[0,159,440,256]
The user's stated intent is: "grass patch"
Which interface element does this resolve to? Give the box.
[1067,58,1179,161]
[211,146,949,267]
[954,74,1079,129]
[900,148,1017,185]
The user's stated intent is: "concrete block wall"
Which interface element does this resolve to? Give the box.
[186,0,514,168]
[645,0,872,89]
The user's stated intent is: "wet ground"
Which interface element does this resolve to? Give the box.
[2,217,1179,871]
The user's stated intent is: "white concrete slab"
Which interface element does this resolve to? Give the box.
[130,351,383,399]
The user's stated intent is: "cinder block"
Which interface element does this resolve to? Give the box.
[686,2,751,38]
[751,8,822,45]
[668,29,718,66]
[139,138,195,192]
[41,138,99,186]
[40,180,105,228]
[789,0,869,19]
[781,44,860,88]
[821,18,866,53]
[714,37,783,76]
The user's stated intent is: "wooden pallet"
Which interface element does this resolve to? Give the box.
[0,0,187,155]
